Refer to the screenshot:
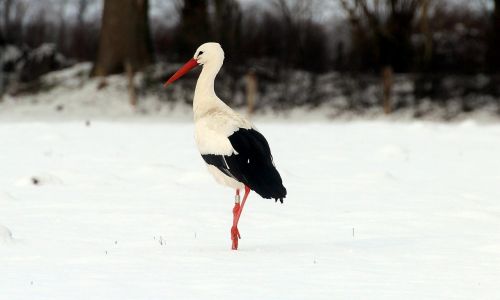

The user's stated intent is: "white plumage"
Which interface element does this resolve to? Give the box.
[191,43,252,187]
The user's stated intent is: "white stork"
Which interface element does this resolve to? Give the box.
[164,42,287,250]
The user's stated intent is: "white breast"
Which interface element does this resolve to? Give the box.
[194,106,252,155]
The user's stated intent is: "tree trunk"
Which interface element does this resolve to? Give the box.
[175,0,210,58]
[2,0,12,42]
[212,0,241,62]
[91,0,153,76]
[126,62,137,107]
[382,65,393,114]
[419,0,432,69]
[492,0,500,72]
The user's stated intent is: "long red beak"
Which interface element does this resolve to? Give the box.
[163,58,199,88]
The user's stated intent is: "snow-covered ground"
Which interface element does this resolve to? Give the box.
[1,120,500,299]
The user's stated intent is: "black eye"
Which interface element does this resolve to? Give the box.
[198,51,204,56]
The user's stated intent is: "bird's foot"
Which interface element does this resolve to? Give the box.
[231,226,241,250]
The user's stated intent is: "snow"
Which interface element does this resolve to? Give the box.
[0,63,195,122]
[0,224,13,243]
[1,120,500,299]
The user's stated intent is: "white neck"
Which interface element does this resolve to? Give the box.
[193,61,223,118]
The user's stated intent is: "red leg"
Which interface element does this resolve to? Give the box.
[231,186,251,250]
[231,190,241,250]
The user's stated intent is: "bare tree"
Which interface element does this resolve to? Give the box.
[211,0,242,61]
[492,0,500,71]
[419,0,432,68]
[76,0,89,27]
[1,0,13,41]
[1,0,27,44]
[339,0,425,113]
[70,0,99,61]
[174,0,211,58]
[339,0,422,71]
[91,0,153,76]
[57,0,69,53]
[273,0,328,72]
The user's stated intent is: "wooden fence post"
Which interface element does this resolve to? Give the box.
[125,61,137,107]
[382,66,393,114]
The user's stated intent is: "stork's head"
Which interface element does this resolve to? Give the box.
[164,42,224,87]
[194,42,224,66]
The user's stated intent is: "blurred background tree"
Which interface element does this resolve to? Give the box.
[1,0,496,75]
[490,0,500,71]
[339,0,420,72]
[211,0,242,67]
[92,0,153,76]
[174,0,211,59]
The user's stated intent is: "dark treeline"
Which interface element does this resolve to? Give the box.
[1,0,499,117]
[155,0,330,75]
[0,0,100,62]
[1,0,498,75]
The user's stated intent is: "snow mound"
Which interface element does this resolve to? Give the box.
[0,45,22,66]
[0,224,13,243]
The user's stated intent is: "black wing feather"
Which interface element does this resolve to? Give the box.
[202,128,287,202]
